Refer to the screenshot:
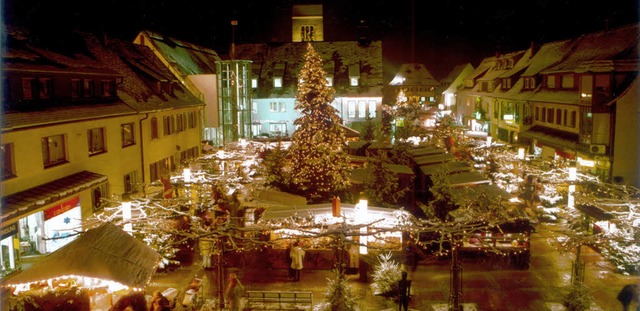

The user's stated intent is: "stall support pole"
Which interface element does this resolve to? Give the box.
[450,239,462,311]
[218,239,225,310]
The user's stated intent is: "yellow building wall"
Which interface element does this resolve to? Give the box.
[1,114,141,197]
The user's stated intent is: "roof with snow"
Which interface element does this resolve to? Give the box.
[389,63,440,87]
[2,29,203,129]
[235,41,383,98]
[134,30,221,77]
[542,24,639,74]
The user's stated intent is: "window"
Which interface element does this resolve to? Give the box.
[251,77,258,89]
[269,102,285,112]
[88,127,107,155]
[561,74,574,89]
[348,101,356,118]
[326,75,333,86]
[301,25,315,42]
[121,123,135,147]
[21,78,35,99]
[2,143,15,180]
[187,112,197,129]
[569,111,577,128]
[177,113,185,132]
[274,63,285,88]
[556,109,562,125]
[71,79,83,97]
[368,100,376,118]
[252,102,258,113]
[38,78,53,98]
[523,77,536,89]
[102,80,115,97]
[274,77,283,88]
[149,157,175,182]
[358,101,366,118]
[123,171,139,194]
[502,78,512,89]
[269,123,285,136]
[150,117,159,139]
[163,116,174,135]
[546,76,556,89]
[83,79,95,97]
[180,147,199,164]
[349,64,360,87]
[42,134,67,167]
[546,108,554,123]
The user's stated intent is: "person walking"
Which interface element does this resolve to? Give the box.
[290,241,306,282]
[397,271,411,311]
[225,273,245,311]
[617,283,639,311]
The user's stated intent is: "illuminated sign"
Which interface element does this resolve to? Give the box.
[1,223,18,240]
[44,197,80,220]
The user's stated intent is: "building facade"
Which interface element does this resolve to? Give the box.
[1,29,203,277]
[455,24,639,186]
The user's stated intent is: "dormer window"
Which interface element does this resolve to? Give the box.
[38,78,52,98]
[274,63,285,88]
[349,64,360,87]
[326,75,333,86]
[21,78,35,99]
[83,79,95,97]
[71,79,83,97]
[102,80,116,97]
[546,75,556,89]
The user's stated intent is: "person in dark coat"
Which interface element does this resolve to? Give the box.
[617,283,639,311]
[397,271,411,311]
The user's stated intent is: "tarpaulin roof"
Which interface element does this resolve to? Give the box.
[3,222,161,289]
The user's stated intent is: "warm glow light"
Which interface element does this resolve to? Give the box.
[122,201,132,234]
[518,148,525,160]
[183,168,191,183]
[578,157,595,167]
[568,167,577,181]
[568,184,576,208]
[486,135,492,147]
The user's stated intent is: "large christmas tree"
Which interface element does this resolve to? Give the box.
[289,43,350,203]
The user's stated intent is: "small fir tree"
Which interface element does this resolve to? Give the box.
[360,115,376,142]
[364,152,411,208]
[260,142,290,191]
[314,270,358,311]
[371,252,403,296]
[289,43,351,203]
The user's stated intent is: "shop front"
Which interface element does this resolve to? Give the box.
[0,171,108,279]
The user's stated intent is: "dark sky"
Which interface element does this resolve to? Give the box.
[4,0,639,79]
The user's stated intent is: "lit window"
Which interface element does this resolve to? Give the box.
[42,134,67,167]
[358,101,366,118]
[274,77,283,88]
[350,77,359,87]
[348,101,356,118]
[368,100,376,118]
[326,75,333,86]
[121,123,135,147]
[88,127,107,155]
[251,78,258,88]
[349,64,360,87]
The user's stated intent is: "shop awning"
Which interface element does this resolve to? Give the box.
[1,171,108,224]
[519,126,589,153]
[419,161,472,176]
[448,171,491,187]
[256,203,413,229]
[2,222,161,289]
[407,146,446,157]
[576,204,614,221]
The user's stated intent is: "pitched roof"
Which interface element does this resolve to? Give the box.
[389,63,440,87]
[135,30,221,76]
[235,41,383,97]
[542,24,640,73]
[3,222,160,289]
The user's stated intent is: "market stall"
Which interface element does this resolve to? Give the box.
[2,222,161,311]
[253,203,414,270]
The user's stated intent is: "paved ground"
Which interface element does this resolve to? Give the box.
[147,223,640,311]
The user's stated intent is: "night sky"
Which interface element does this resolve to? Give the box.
[4,0,639,78]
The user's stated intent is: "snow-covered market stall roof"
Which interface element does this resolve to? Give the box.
[256,203,415,229]
[3,222,161,292]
